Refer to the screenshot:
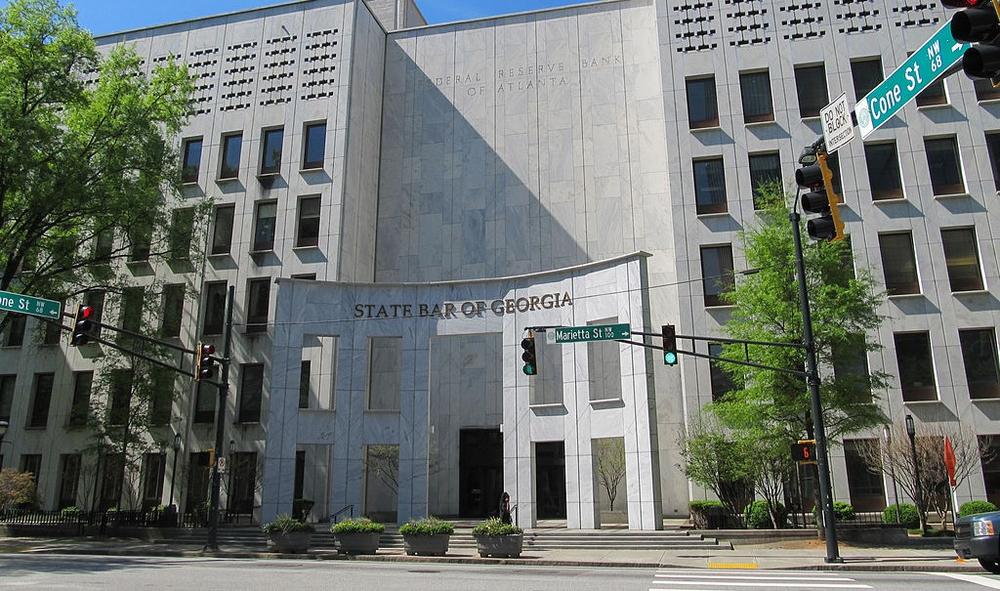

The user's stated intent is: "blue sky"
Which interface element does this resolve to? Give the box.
[4,1,579,34]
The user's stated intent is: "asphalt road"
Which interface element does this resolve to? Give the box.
[2,555,1000,591]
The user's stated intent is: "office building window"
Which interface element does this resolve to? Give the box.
[42,310,62,345]
[740,70,774,123]
[148,368,173,426]
[368,337,402,411]
[219,133,242,179]
[296,196,321,248]
[230,452,257,513]
[108,370,133,426]
[211,205,235,256]
[976,78,1000,102]
[291,273,317,280]
[69,371,92,427]
[942,227,984,292]
[181,138,202,183]
[128,223,152,263]
[92,229,114,265]
[878,232,919,295]
[588,318,623,402]
[120,286,144,336]
[299,360,312,409]
[708,343,737,401]
[916,78,947,107]
[0,375,15,422]
[140,453,166,510]
[260,127,284,175]
[168,208,194,261]
[21,454,41,486]
[864,142,904,200]
[302,122,327,170]
[686,76,719,129]
[851,58,883,100]
[844,440,886,512]
[58,454,81,509]
[749,152,782,209]
[161,284,185,338]
[294,450,306,500]
[833,334,872,402]
[238,363,264,423]
[202,281,227,336]
[252,201,277,252]
[4,313,25,347]
[246,278,270,334]
[960,329,1000,400]
[987,132,1000,191]
[693,157,727,214]
[894,332,937,401]
[28,373,54,429]
[924,137,965,195]
[194,382,217,424]
[701,245,735,307]
[794,63,829,118]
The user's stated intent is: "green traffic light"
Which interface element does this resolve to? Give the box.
[663,352,677,366]
[523,363,537,376]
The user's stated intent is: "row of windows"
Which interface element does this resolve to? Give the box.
[180,121,327,184]
[686,60,999,129]
[209,195,322,256]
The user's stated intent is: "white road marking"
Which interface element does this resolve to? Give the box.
[654,573,855,581]
[656,569,847,577]
[933,573,1000,589]
[648,581,870,589]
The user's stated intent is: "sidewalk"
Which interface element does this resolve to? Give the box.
[0,536,984,572]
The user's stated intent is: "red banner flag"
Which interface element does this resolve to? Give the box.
[944,436,957,488]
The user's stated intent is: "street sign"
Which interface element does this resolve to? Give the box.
[217,456,227,473]
[855,22,971,138]
[820,93,855,154]
[553,323,631,344]
[0,290,62,321]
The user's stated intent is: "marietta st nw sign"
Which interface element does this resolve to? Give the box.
[855,22,970,138]
[553,323,631,344]
[0,290,62,321]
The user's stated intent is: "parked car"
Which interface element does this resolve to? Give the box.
[955,511,1000,573]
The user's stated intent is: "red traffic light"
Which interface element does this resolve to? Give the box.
[79,306,94,319]
[201,344,216,356]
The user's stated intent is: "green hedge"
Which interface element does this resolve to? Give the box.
[882,503,920,529]
[261,514,315,534]
[689,500,724,513]
[399,517,455,536]
[330,517,385,534]
[960,501,999,518]
[744,500,785,529]
[832,501,855,521]
[472,516,523,536]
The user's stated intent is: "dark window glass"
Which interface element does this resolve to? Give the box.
[844,440,886,512]
[700,245,735,307]
[740,70,774,123]
[246,278,271,334]
[128,223,152,262]
[0,375,16,422]
[749,152,782,209]
[924,137,965,195]
[140,453,166,510]
[185,452,211,508]
[120,286,144,336]
[708,343,736,401]
[43,310,62,345]
[229,452,257,513]
[4,314,25,347]
[894,332,937,401]
[864,142,904,200]
[878,232,919,295]
[942,227,984,292]
[961,329,1000,400]
[211,205,235,256]
[916,78,947,107]
[238,363,264,423]
[794,64,829,118]
[291,273,317,280]
[58,454,81,509]
[100,453,123,509]
[303,122,327,169]
[686,77,719,129]
[21,454,41,485]
[981,438,1000,507]
[220,133,242,179]
[260,128,284,175]
[851,58,883,101]
[294,450,306,499]
[168,208,195,261]
[161,284,185,338]
[693,158,727,214]
[69,371,92,427]
[202,281,227,336]
[253,201,277,252]
[832,333,872,402]
[299,360,311,409]
[93,230,113,265]
[975,78,1000,102]
[28,373,54,429]
[194,382,217,424]
[149,368,173,426]
[181,138,202,183]
[296,196,321,247]
[987,132,1000,191]
[108,370,133,426]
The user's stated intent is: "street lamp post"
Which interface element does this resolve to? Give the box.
[905,415,926,534]
[883,426,902,524]
[168,433,182,509]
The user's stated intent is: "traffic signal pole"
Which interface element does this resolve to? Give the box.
[205,285,235,552]
[790,209,842,564]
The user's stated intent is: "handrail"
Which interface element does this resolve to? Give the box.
[330,504,354,523]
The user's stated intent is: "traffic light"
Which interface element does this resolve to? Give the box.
[195,342,217,381]
[662,324,678,366]
[947,0,1000,84]
[791,440,817,463]
[795,152,845,242]
[71,305,95,346]
[520,335,537,376]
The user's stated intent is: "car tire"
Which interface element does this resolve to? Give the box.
[978,558,1000,574]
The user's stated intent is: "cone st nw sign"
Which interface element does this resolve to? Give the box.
[553,323,631,343]
[0,290,62,321]
[855,22,970,138]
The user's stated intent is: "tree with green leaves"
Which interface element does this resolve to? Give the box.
[0,0,194,330]
[678,414,755,519]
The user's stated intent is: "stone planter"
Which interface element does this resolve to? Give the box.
[334,531,381,555]
[403,533,451,556]
[267,531,313,554]
[475,534,523,558]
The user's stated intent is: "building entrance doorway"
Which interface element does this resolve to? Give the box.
[459,428,503,518]
[535,441,567,519]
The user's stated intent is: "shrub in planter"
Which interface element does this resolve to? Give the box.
[689,500,725,529]
[473,516,524,558]
[331,518,384,555]
[60,506,82,521]
[399,517,455,556]
[832,501,856,521]
[744,500,786,529]
[262,514,315,553]
[960,501,999,517]
[882,503,920,529]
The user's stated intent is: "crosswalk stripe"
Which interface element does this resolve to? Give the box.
[655,570,850,578]
[647,581,871,589]
[654,573,855,581]
[933,573,1000,589]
